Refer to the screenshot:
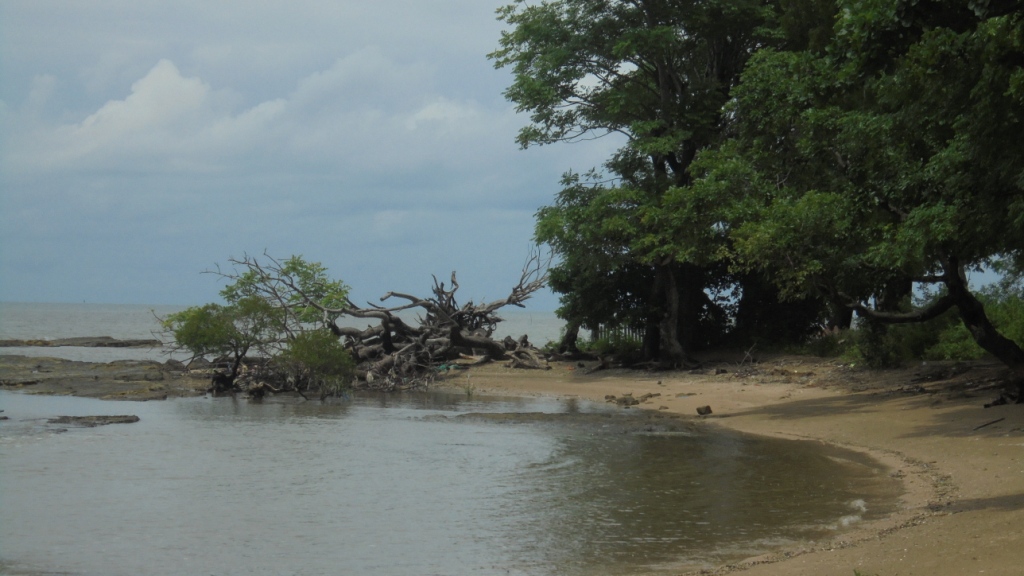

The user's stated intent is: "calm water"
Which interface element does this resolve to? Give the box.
[0,303,901,574]
[0,391,900,576]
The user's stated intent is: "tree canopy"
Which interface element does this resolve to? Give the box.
[493,0,805,365]
[712,0,1024,372]
[497,0,1024,382]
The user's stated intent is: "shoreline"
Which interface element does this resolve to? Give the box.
[454,357,1023,576]
[3,352,1022,574]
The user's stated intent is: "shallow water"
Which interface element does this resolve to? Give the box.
[0,390,900,576]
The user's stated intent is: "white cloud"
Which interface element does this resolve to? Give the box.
[3,50,510,179]
[7,60,216,171]
[406,97,481,132]
[79,60,208,132]
[0,1,612,308]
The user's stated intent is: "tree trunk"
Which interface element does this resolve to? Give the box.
[558,318,582,355]
[829,302,854,331]
[947,267,1024,394]
[655,264,688,367]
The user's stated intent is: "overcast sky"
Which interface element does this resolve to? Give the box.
[0,1,619,310]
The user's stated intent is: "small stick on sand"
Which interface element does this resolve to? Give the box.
[972,417,1005,431]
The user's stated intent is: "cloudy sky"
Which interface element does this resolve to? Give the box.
[0,1,618,309]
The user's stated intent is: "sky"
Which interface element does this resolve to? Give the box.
[0,1,619,310]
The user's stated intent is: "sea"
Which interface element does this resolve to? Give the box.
[0,302,901,576]
[0,302,568,363]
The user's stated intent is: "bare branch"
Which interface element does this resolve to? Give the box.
[838,291,958,324]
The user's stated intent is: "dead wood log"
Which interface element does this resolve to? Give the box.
[221,249,553,390]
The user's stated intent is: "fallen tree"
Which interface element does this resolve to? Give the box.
[164,252,552,396]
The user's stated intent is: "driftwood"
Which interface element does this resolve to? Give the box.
[220,250,552,392]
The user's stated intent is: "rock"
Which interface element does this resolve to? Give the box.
[615,393,640,406]
[696,405,713,416]
[47,415,140,427]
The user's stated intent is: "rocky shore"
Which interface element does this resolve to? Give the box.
[0,354,208,400]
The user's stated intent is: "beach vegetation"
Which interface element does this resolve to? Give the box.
[273,329,355,400]
[164,251,554,397]
[497,0,1024,395]
[162,297,284,386]
[493,0,825,367]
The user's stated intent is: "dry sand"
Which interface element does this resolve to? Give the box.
[455,356,1024,576]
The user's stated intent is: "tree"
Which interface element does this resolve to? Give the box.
[162,297,284,391]
[162,255,351,395]
[494,0,827,365]
[705,0,1024,387]
[166,252,553,397]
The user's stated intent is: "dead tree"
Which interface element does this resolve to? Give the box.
[220,250,553,391]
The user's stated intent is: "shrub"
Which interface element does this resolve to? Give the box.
[803,330,851,357]
[850,309,961,368]
[580,332,644,364]
[274,330,355,399]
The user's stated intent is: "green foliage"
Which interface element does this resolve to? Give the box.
[580,332,644,365]
[720,4,1024,298]
[802,330,851,358]
[844,287,1024,366]
[274,330,355,398]
[220,255,350,328]
[491,0,776,151]
[851,320,919,368]
[162,304,238,359]
[923,323,985,362]
[496,0,816,361]
[500,0,1024,368]
[162,297,282,366]
[924,286,1024,361]
[692,1,1024,369]
[163,255,355,398]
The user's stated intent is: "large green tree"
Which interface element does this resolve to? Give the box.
[493,0,798,365]
[707,0,1024,379]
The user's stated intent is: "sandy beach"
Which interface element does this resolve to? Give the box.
[457,356,1024,576]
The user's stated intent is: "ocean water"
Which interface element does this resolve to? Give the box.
[0,302,566,362]
[0,302,902,575]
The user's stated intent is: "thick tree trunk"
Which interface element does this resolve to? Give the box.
[848,260,1024,399]
[655,264,688,368]
[558,318,582,355]
[946,266,1024,397]
[829,303,854,331]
